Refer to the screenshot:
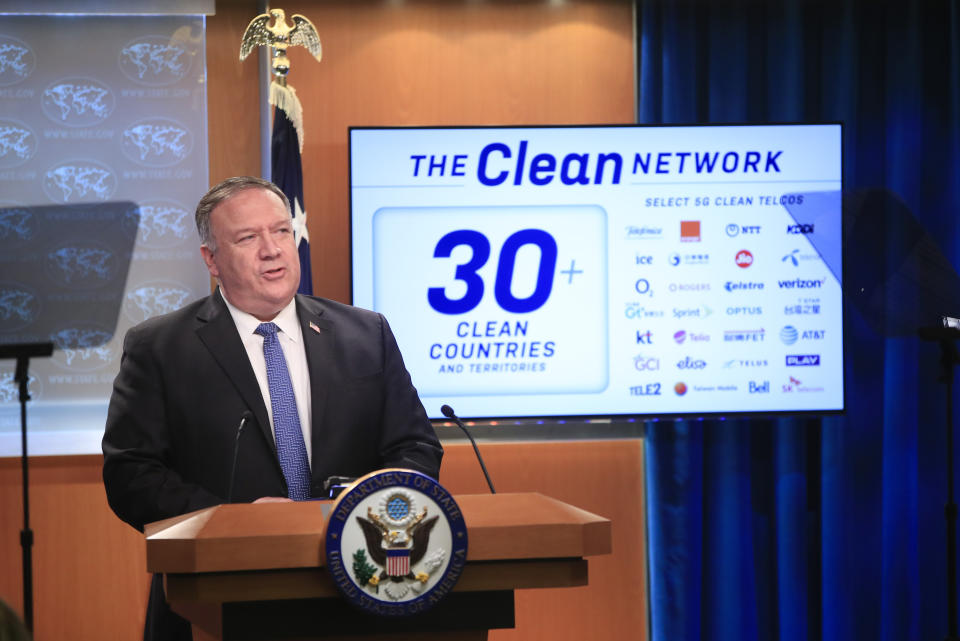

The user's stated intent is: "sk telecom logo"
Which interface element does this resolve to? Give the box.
[680,220,700,242]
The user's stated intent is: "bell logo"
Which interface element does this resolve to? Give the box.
[748,380,770,393]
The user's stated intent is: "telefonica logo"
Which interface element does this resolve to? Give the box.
[626,225,663,240]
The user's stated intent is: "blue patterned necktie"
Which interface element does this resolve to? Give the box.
[254,322,311,500]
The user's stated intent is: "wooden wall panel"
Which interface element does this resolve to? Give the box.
[440,439,648,641]
[206,0,262,185]
[0,456,148,641]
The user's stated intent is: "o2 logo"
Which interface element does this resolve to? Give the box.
[428,229,557,314]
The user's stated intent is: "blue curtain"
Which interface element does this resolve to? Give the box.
[638,1,960,640]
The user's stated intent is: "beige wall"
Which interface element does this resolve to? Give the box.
[0,2,640,640]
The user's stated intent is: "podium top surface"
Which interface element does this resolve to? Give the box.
[145,492,611,574]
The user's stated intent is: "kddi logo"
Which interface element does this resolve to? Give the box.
[787,223,814,234]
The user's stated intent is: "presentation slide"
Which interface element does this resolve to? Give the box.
[350,124,843,419]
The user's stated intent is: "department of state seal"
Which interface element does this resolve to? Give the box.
[324,468,468,617]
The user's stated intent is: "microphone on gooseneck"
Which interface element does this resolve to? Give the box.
[441,404,496,494]
[227,411,253,503]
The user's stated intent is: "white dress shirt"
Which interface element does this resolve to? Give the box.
[221,293,313,468]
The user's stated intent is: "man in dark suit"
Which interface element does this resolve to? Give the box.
[102,176,442,641]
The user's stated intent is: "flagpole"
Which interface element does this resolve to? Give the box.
[256,0,271,179]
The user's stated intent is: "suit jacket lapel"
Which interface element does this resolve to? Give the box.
[296,295,333,480]
[195,290,275,453]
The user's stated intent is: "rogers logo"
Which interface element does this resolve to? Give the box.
[735,249,753,268]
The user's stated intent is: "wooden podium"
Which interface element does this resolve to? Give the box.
[145,493,611,641]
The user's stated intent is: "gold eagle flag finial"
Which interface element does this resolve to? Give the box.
[239,7,322,86]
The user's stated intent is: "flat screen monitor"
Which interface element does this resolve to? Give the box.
[349,124,843,419]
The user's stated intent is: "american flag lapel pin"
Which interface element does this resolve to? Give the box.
[309,321,321,334]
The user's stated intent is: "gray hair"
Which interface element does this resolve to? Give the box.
[195,176,291,250]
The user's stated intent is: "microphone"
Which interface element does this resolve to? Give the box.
[441,404,496,494]
[227,411,252,503]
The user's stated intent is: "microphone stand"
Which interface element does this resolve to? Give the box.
[919,324,960,641]
[0,342,54,635]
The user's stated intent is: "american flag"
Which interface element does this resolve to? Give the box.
[270,87,313,295]
[386,548,410,577]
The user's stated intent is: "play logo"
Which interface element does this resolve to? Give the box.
[786,354,820,366]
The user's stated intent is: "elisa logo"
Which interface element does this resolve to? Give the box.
[680,220,700,242]
[677,356,707,370]
[735,249,754,268]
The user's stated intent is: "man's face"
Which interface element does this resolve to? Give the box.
[200,187,301,321]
